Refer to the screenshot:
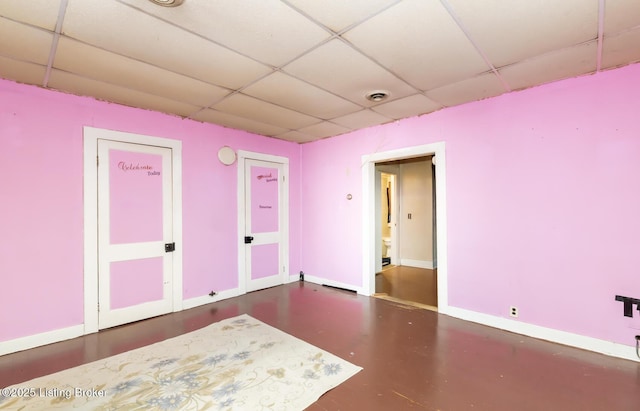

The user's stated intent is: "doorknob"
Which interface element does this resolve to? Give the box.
[244,236,254,244]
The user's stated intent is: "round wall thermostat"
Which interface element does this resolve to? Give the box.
[218,146,236,165]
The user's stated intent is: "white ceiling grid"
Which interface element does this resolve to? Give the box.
[0,0,639,143]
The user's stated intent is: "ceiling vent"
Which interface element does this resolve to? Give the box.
[148,0,185,7]
[365,90,389,103]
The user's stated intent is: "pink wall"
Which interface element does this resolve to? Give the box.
[2,62,640,349]
[0,79,301,342]
[300,63,640,347]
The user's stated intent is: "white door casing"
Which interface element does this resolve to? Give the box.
[237,151,289,293]
[361,142,448,312]
[83,127,183,334]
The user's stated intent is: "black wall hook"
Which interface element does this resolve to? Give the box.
[615,295,640,317]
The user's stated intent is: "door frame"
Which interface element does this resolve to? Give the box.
[375,167,399,273]
[237,150,290,294]
[83,126,183,334]
[361,142,449,313]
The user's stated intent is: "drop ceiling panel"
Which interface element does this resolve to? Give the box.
[372,94,442,120]
[191,108,289,137]
[48,69,200,117]
[0,18,53,65]
[425,73,505,107]
[62,0,270,89]
[331,109,392,130]
[242,72,362,119]
[0,57,46,86]
[286,0,401,32]
[298,121,352,139]
[284,39,416,106]
[446,0,598,68]
[604,0,640,35]
[275,130,318,143]
[500,42,597,91]
[54,37,230,107]
[213,93,320,130]
[2,1,640,144]
[343,0,490,91]
[0,0,61,31]
[601,28,640,70]
[117,0,331,67]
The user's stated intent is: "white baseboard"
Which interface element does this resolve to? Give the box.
[182,288,241,310]
[0,324,85,357]
[302,275,364,295]
[1,289,243,357]
[400,259,433,269]
[444,306,640,363]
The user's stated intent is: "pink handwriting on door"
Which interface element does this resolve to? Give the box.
[118,162,160,176]
[257,173,276,182]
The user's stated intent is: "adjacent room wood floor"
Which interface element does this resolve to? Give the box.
[1,282,638,410]
[376,265,438,307]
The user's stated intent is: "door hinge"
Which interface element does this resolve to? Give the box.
[165,242,176,252]
[97,302,100,312]
[96,155,99,166]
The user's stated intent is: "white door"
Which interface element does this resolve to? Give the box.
[242,157,288,292]
[97,139,174,329]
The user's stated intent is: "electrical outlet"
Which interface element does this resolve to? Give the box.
[510,306,519,318]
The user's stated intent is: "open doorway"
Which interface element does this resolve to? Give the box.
[374,157,437,309]
[361,142,448,313]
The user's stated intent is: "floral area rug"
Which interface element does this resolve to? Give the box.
[0,315,362,410]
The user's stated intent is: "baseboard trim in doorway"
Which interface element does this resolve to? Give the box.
[400,259,434,269]
[373,293,438,312]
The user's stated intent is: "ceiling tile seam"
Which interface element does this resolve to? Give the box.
[45,66,210,113]
[274,65,373,111]
[333,36,423,96]
[52,33,238,100]
[196,102,326,132]
[280,0,404,37]
[42,0,69,88]
[493,38,600,75]
[114,0,275,70]
[265,3,422,98]
[198,77,375,126]
[187,44,347,120]
[109,2,399,121]
[412,90,449,110]
[439,0,512,93]
[189,39,360,121]
[596,0,605,71]
[0,51,47,68]
[603,22,640,38]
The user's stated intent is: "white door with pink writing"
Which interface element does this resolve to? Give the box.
[240,154,289,292]
[97,139,174,329]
